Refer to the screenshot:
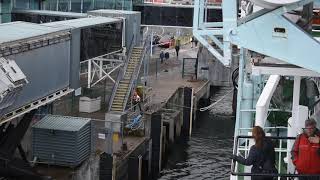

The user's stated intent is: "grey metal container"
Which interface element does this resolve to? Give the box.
[32,115,91,167]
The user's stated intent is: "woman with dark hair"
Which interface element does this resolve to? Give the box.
[232,126,278,180]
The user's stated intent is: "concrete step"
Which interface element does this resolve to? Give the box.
[127,63,136,66]
[112,100,124,104]
[111,108,122,112]
[123,74,132,78]
[116,89,128,93]
[118,82,129,86]
[124,75,133,79]
[114,97,125,101]
[119,80,130,84]
[127,68,136,71]
[118,85,129,89]
[130,60,140,63]
[124,75,132,78]
[126,67,135,70]
[114,95,126,99]
[127,65,136,68]
[115,91,127,95]
[116,90,128,94]
[116,90,127,94]
[127,65,137,68]
[126,68,135,71]
[112,102,124,106]
[111,104,123,109]
[113,95,125,99]
[111,108,123,112]
[117,84,128,88]
[117,85,129,89]
[117,84,129,91]
[130,60,139,63]
[115,92,127,96]
[119,83,129,87]
[125,73,134,76]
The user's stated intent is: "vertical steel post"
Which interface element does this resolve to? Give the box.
[193,0,200,31]
[199,0,204,28]
[99,60,103,78]
[235,48,245,139]
[287,76,301,173]
[88,60,92,88]
[156,58,158,79]
[0,1,2,24]
[182,58,185,78]
[81,0,83,13]
[231,48,245,180]
[222,0,237,65]
[150,30,153,57]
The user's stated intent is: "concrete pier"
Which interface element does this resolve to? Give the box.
[17,41,230,180]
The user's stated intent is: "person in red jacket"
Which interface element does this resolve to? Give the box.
[291,118,320,180]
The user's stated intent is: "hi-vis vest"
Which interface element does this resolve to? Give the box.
[292,132,320,174]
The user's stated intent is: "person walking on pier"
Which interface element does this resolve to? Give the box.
[191,36,195,48]
[194,38,198,47]
[160,51,165,64]
[164,52,169,62]
[291,118,320,180]
[232,126,277,180]
[175,39,180,58]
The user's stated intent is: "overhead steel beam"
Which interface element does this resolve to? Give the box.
[252,66,320,77]
[230,1,320,74]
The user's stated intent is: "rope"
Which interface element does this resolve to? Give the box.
[199,89,234,112]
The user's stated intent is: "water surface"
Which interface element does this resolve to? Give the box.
[158,88,235,180]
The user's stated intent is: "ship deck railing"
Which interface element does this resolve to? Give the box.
[232,135,320,179]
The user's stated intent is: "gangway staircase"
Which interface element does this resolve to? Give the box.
[110,47,143,112]
[108,37,150,112]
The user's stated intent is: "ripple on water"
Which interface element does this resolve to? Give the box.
[158,88,235,180]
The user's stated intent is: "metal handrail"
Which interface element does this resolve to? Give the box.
[107,65,123,111]
[108,35,135,111]
[122,35,136,80]
[231,135,320,178]
[126,35,135,57]
[122,35,151,112]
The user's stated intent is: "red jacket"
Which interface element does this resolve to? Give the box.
[291,131,320,174]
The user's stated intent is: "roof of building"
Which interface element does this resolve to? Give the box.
[134,3,221,9]
[12,9,87,18]
[88,9,141,15]
[0,21,69,44]
[33,115,91,132]
[42,16,121,29]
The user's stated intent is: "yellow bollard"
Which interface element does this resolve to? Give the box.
[113,132,119,143]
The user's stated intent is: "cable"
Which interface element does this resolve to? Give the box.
[200,89,234,112]
[232,67,239,90]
